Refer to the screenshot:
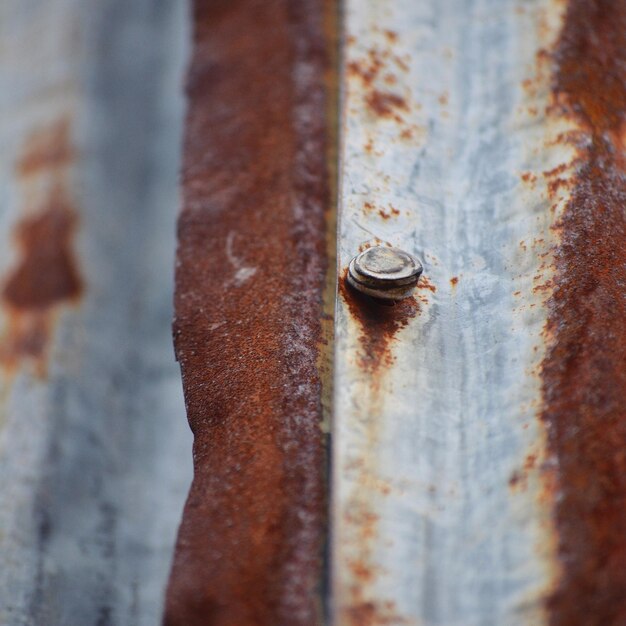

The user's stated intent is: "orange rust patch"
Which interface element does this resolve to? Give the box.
[342,502,410,624]
[0,118,82,375]
[509,454,540,492]
[450,276,459,286]
[521,171,537,183]
[543,162,569,178]
[348,44,412,125]
[343,600,410,626]
[377,206,400,220]
[417,274,436,292]
[365,90,408,119]
[358,239,386,253]
[348,50,385,87]
[348,560,375,583]
[546,176,570,196]
[3,188,82,311]
[541,1,626,624]
[340,270,419,373]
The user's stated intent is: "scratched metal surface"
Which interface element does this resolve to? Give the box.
[332,1,577,624]
[0,1,191,624]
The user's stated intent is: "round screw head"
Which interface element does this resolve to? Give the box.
[347,246,423,300]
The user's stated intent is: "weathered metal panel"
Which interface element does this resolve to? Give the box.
[540,2,626,624]
[331,1,580,624]
[4,1,625,624]
[164,1,336,625]
[0,1,191,624]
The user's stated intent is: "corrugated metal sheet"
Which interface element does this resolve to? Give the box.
[0,1,192,624]
[164,1,337,624]
[332,1,577,623]
[3,1,626,624]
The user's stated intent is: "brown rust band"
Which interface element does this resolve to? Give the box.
[0,117,83,376]
[543,1,626,623]
[164,1,336,624]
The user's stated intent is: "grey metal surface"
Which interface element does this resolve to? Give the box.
[332,0,576,624]
[0,1,192,624]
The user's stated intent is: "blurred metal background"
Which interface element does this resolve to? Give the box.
[0,1,192,624]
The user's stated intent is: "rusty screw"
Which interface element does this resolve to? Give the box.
[347,245,423,300]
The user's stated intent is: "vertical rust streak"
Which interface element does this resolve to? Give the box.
[0,117,83,375]
[543,1,626,624]
[339,271,418,374]
[164,1,333,625]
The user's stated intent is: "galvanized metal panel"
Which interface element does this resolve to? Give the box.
[331,1,578,624]
[0,1,192,624]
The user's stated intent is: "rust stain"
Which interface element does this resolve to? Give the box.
[341,505,409,625]
[383,30,398,43]
[343,601,410,626]
[393,55,410,73]
[358,239,388,253]
[509,453,540,492]
[417,275,436,293]
[509,469,525,490]
[164,1,336,625]
[450,276,459,287]
[540,1,626,624]
[340,269,419,373]
[348,53,385,87]
[365,90,408,119]
[4,187,82,311]
[0,118,82,375]
[377,206,400,220]
[348,40,413,126]
[546,176,571,196]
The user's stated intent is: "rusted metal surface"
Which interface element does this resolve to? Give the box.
[0,118,83,376]
[331,1,580,624]
[0,0,191,623]
[164,1,336,624]
[541,2,626,624]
